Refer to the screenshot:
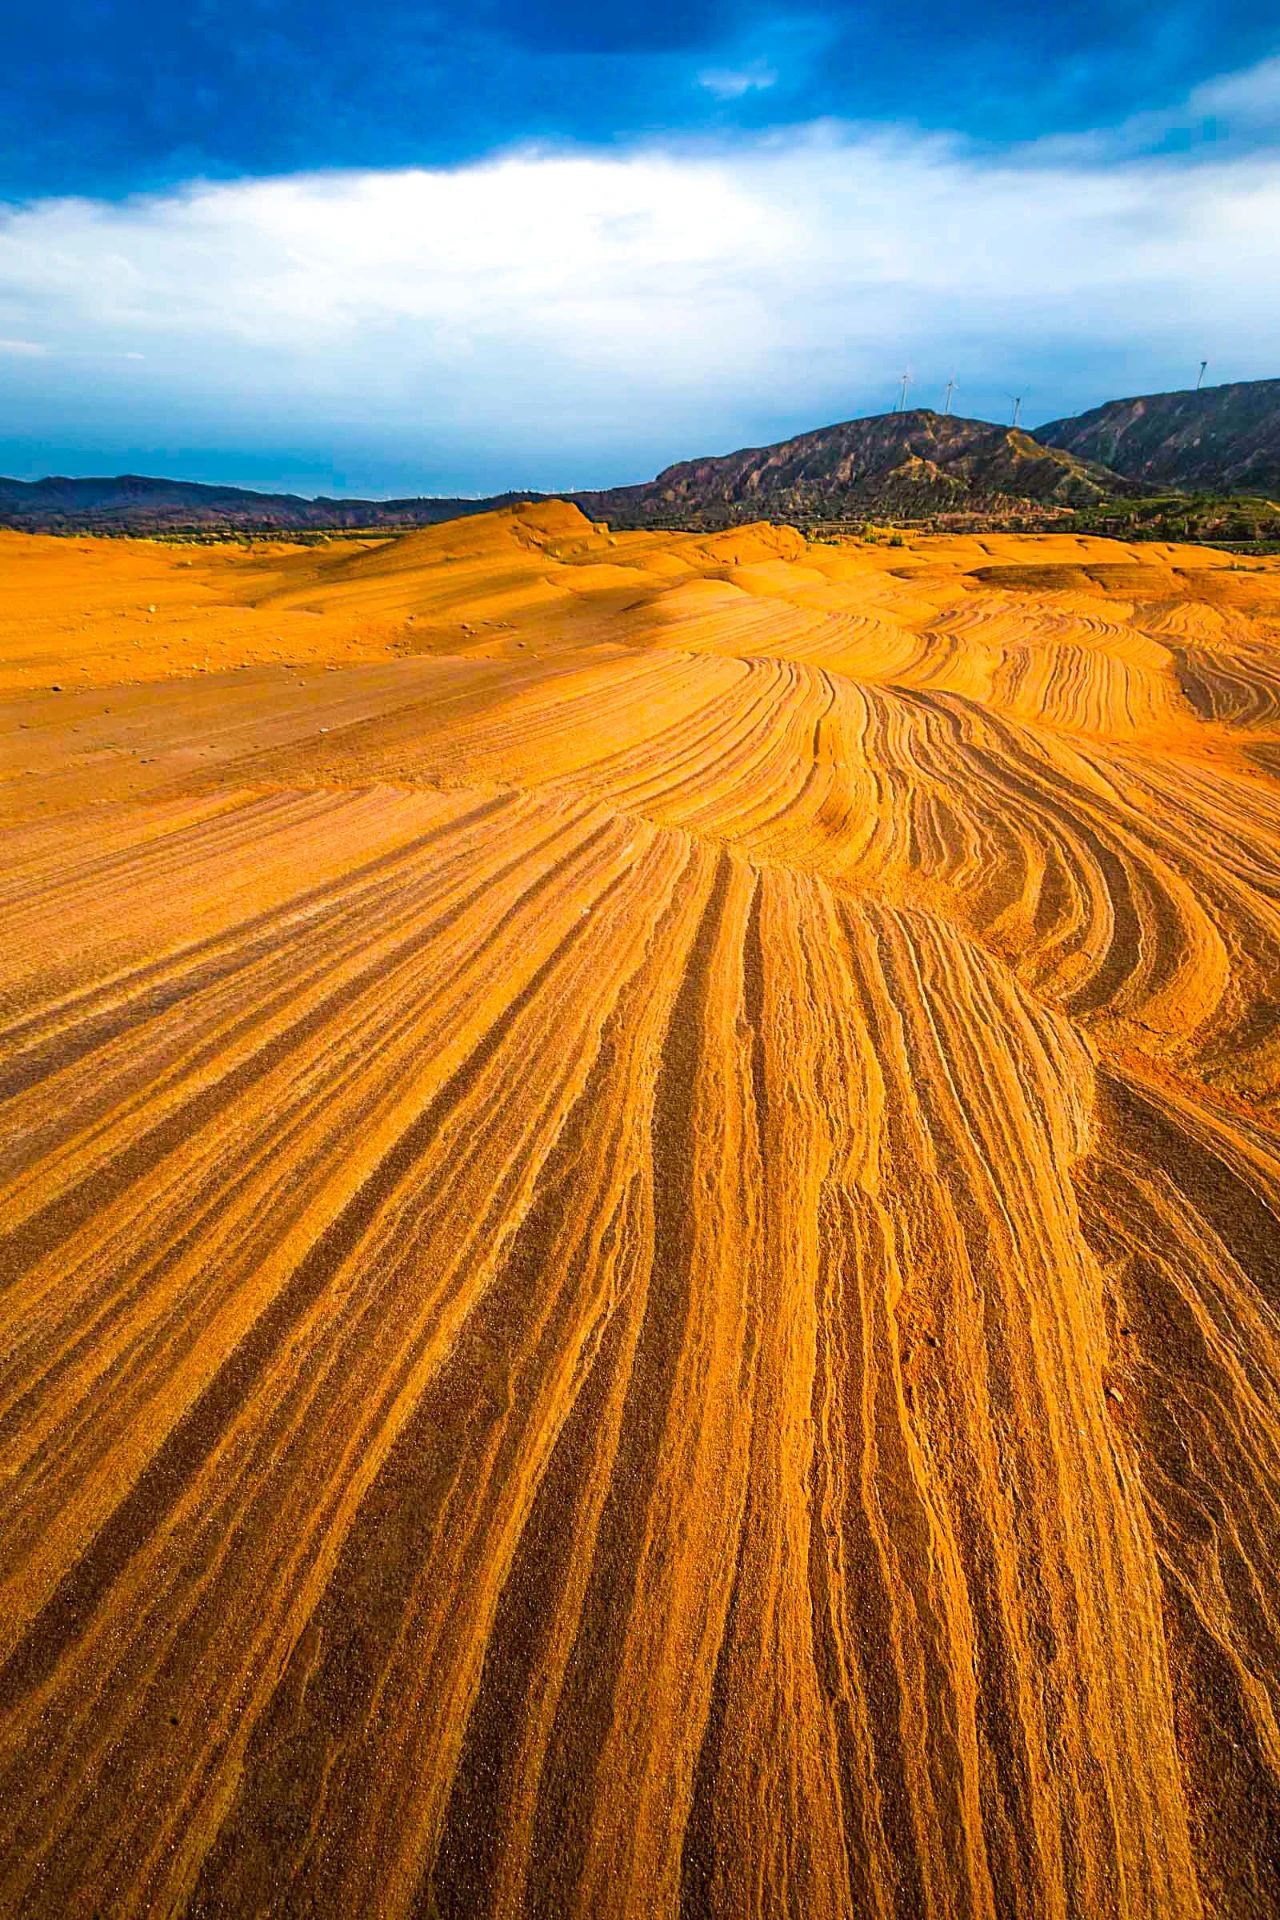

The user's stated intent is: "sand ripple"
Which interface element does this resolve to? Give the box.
[2,507,1279,1915]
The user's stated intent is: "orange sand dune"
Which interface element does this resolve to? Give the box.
[2,505,1279,1917]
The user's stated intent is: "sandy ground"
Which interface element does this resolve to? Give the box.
[2,505,1279,1917]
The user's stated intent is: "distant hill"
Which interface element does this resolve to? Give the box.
[575,410,1136,529]
[1037,379,1280,495]
[0,473,537,534]
[7,382,1279,540]
[0,414,1130,539]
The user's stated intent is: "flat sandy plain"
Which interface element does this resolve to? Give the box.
[1,504,1279,1917]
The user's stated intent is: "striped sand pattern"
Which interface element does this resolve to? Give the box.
[1,506,1278,1916]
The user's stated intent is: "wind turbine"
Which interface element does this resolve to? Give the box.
[944,375,957,417]
[896,370,912,413]
[1197,359,1208,390]
[1009,395,1023,429]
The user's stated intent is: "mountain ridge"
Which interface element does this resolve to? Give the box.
[573,409,1140,528]
[3,378,1277,535]
[1037,378,1280,495]
[0,471,537,533]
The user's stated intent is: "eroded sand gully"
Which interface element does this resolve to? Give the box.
[1,505,1279,1916]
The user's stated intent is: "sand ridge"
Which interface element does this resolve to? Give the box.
[1,504,1279,1916]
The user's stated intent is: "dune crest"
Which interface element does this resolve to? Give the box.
[2,509,1279,1917]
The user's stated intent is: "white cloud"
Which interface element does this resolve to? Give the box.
[1,114,1277,486]
[698,64,778,100]
[1038,52,1280,163]
[1189,53,1280,129]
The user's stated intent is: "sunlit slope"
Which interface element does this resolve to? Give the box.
[2,505,1279,1918]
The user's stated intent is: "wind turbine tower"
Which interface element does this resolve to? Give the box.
[1197,359,1208,390]
[944,376,957,416]
[1010,395,1023,429]
[897,371,911,413]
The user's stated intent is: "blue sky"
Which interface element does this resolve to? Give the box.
[3,2,1279,493]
